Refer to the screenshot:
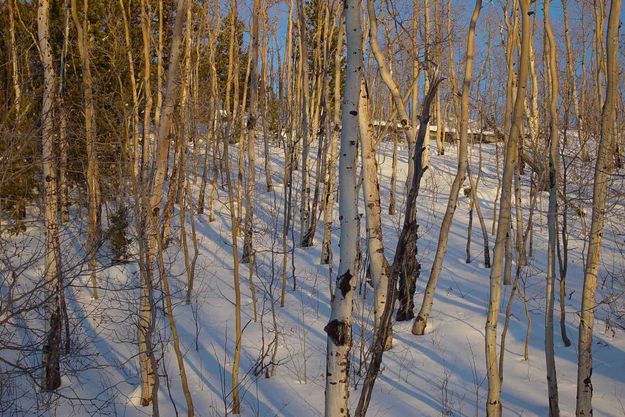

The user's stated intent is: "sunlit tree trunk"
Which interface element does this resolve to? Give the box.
[241,0,261,264]
[260,6,273,193]
[321,18,343,265]
[38,0,62,392]
[358,78,391,349]
[544,1,561,414]
[8,0,21,119]
[367,0,421,320]
[485,1,530,415]
[413,0,482,336]
[576,0,621,414]
[324,1,361,414]
[71,0,100,299]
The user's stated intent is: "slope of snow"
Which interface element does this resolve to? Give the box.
[4,137,625,417]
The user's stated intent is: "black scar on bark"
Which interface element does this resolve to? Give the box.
[324,319,350,346]
[338,269,352,298]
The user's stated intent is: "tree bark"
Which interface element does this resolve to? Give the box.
[576,0,621,414]
[544,1,561,414]
[358,78,391,349]
[324,1,361,414]
[241,0,261,264]
[412,0,482,336]
[38,0,63,392]
[321,18,343,265]
[71,0,100,299]
[485,1,531,415]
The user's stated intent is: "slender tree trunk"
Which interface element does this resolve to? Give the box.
[321,18,343,265]
[38,0,62,392]
[142,0,188,408]
[367,0,421,320]
[576,1,621,414]
[358,78,391,349]
[355,15,443,410]
[412,0,482,336]
[562,0,586,161]
[241,0,261,264]
[260,7,273,193]
[71,0,100,299]
[544,1,561,414]
[485,1,530,415]
[324,1,361,414]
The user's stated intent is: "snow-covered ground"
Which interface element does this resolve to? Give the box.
[4,137,625,416]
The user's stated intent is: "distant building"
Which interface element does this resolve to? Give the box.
[372,116,497,143]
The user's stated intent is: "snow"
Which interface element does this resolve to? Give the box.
[3,137,625,417]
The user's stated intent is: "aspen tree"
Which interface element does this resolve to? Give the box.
[58,0,70,223]
[140,0,153,182]
[367,1,423,320]
[154,0,164,136]
[433,0,444,156]
[241,0,261,264]
[485,1,531,415]
[358,77,391,348]
[236,49,252,227]
[198,1,220,215]
[142,0,189,408]
[153,3,195,414]
[136,0,160,408]
[321,18,344,265]
[413,0,482,336]
[544,0,561,414]
[305,3,335,248]
[297,0,312,247]
[409,0,420,187]
[465,27,491,268]
[324,0,361,414]
[37,0,63,392]
[576,0,621,414]
[558,0,574,347]
[561,0,586,161]
[118,0,141,182]
[260,5,273,193]
[224,0,238,135]
[281,0,295,306]
[356,4,443,411]
[493,0,518,235]
[71,0,100,299]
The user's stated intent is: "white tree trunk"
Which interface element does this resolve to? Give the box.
[324,1,361,415]
[38,0,62,392]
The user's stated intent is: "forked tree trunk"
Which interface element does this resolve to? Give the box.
[323,1,361,415]
[354,56,443,417]
[485,1,531,415]
[367,0,420,320]
[576,0,621,414]
[142,0,188,408]
[412,0,482,336]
